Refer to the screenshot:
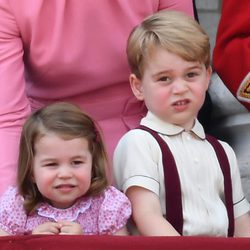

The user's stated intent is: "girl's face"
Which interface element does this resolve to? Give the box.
[33,133,92,209]
[130,47,212,130]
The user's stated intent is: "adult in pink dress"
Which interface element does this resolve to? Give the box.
[0,0,194,195]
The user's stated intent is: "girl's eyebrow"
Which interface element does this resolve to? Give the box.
[40,158,57,163]
[70,155,87,160]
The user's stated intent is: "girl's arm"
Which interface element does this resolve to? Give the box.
[127,186,180,236]
[0,228,10,236]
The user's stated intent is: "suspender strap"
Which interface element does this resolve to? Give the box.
[205,135,234,237]
[138,126,234,237]
[138,125,183,235]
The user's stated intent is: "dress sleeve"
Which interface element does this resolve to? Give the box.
[0,187,27,235]
[97,186,131,235]
[158,0,194,17]
[213,0,250,110]
[0,0,31,195]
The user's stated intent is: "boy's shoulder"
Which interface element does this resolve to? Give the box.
[117,127,162,148]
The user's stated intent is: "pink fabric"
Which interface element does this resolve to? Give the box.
[0,186,131,235]
[0,0,194,195]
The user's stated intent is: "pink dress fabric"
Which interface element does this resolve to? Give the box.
[0,186,131,235]
[0,0,194,194]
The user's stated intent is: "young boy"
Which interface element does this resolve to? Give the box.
[113,10,250,237]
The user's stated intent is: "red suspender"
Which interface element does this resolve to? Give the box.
[139,125,183,234]
[205,135,234,237]
[138,125,234,237]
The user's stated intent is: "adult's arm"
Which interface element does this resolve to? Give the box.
[213,0,250,110]
[0,0,31,194]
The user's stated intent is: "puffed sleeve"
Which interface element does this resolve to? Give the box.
[0,0,31,195]
[97,186,131,234]
[213,0,250,110]
[0,186,28,235]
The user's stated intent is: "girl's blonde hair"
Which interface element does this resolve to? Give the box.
[17,102,109,214]
[127,10,210,79]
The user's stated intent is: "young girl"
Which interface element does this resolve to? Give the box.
[0,102,131,235]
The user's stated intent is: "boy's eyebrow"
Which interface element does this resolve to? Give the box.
[152,69,173,77]
[187,64,203,70]
[152,65,202,77]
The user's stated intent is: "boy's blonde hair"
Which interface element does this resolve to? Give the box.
[127,10,210,79]
[17,102,109,214]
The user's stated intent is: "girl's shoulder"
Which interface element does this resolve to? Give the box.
[100,186,131,215]
[0,186,27,235]
[91,186,131,216]
[94,186,131,234]
[0,186,24,205]
[96,186,130,205]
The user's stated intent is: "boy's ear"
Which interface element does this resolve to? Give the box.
[129,74,144,101]
[206,66,213,90]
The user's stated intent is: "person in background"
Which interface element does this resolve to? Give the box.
[0,1,194,195]
[213,0,250,110]
[113,10,250,237]
[0,102,131,236]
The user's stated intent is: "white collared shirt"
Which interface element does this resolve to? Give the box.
[113,111,250,236]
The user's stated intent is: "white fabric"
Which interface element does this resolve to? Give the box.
[113,111,250,236]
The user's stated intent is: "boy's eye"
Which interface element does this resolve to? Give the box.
[187,72,198,78]
[157,76,172,85]
[158,76,170,81]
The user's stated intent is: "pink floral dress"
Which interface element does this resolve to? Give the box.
[0,186,131,235]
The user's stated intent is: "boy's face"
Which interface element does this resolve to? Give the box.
[130,47,212,130]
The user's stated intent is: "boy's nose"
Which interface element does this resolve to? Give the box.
[172,79,188,94]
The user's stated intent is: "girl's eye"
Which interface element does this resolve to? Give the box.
[72,160,83,166]
[44,162,57,167]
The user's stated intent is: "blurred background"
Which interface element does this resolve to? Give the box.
[196,0,250,202]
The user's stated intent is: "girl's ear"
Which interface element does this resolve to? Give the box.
[129,74,144,101]
[31,173,35,183]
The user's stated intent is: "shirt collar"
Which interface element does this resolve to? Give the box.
[37,197,92,222]
[140,111,206,139]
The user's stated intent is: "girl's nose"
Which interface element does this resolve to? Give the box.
[57,166,73,178]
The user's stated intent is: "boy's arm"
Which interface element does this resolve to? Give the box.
[234,213,250,237]
[126,186,180,236]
